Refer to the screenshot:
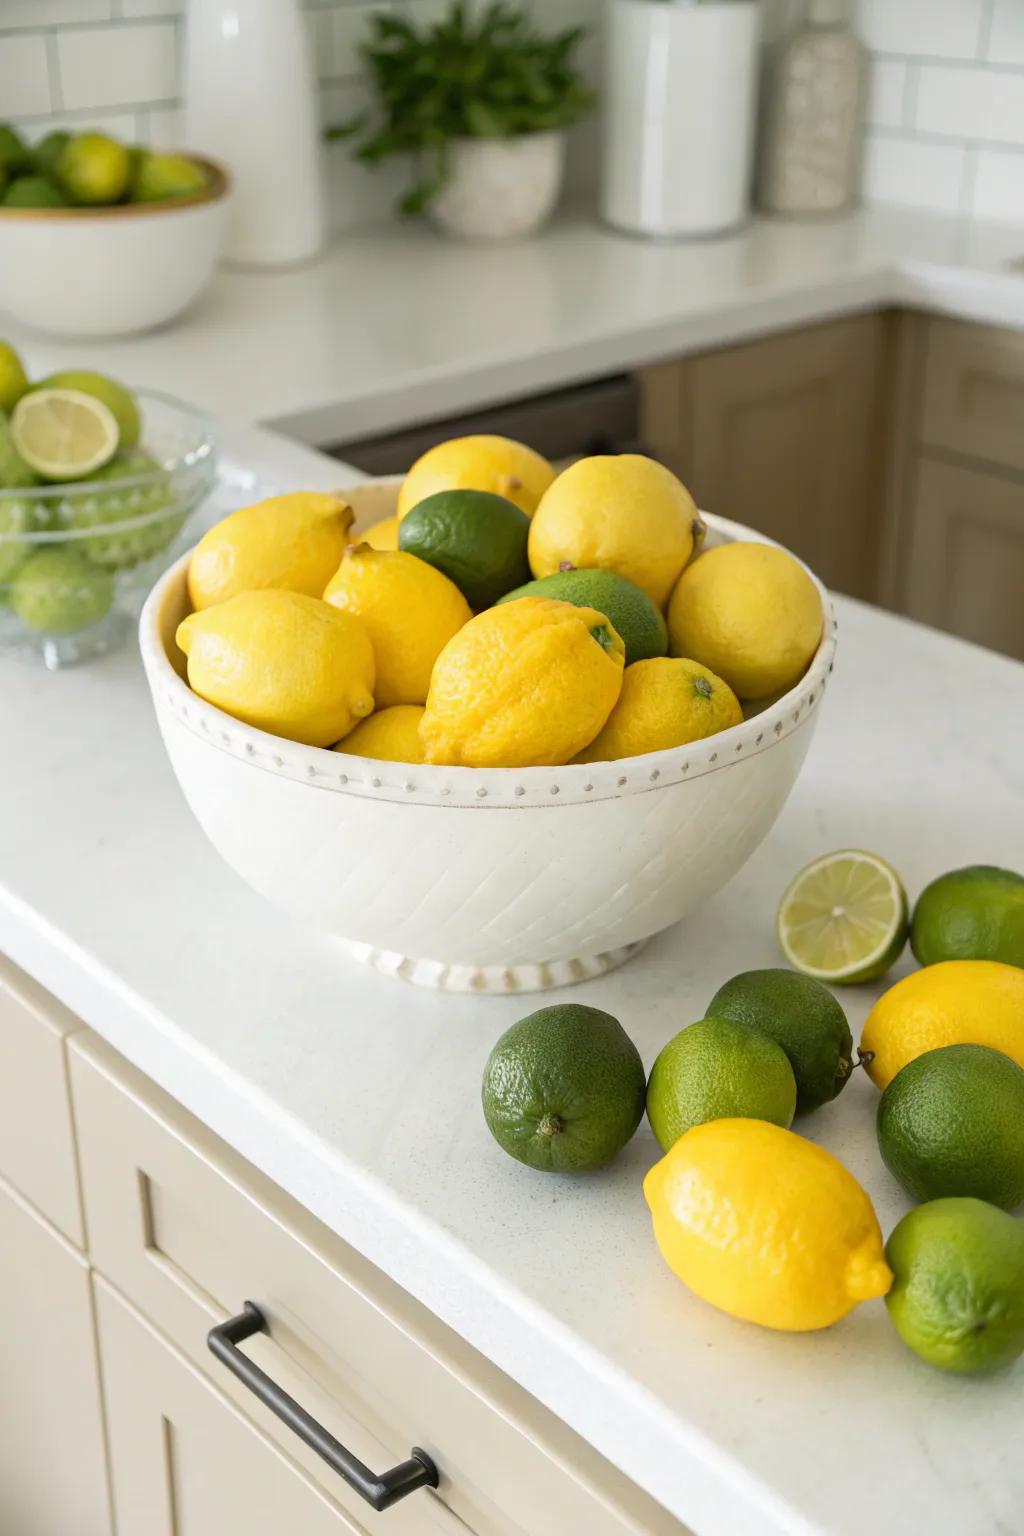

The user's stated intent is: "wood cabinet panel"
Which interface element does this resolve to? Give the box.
[900,457,1024,660]
[70,1033,688,1536]
[95,1278,365,1536]
[921,317,1024,473]
[0,955,85,1246]
[639,315,885,600]
[0,1177,110,1536]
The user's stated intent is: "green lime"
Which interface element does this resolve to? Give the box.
[57,132,128,205]
[777,849,909,984]
[878,1044,1024,1210]
[11,388,119,481]
[911,865,1024,969]
[707,968,853,1115]
[3,175,70,209]
[10,546,113,634]
[30,129,71,180]
[497,567,667,667]
[69,452,183,570]
[0,411,38,489]
[0,125,29,177]
[32,370,141,450]
[885,1197,1024,1374]
[0,497,38,587]
[130,151,208,203]
[0,343,29,416]
[481,1004,645,1173]
[646,1016,796,1152]
[400,489,531,609]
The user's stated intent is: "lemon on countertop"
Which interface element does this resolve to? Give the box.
[177,589,375,748]
[860,959,1024,1090]
[644,1118,892,1331]
[335,705,426,763]
[397,434,555,520]
[188,492,354,611]
[576,656,741,762]
[668,542,823,700]
[421,597,625,768]
[323,545,471,707]
[528,454,702,607]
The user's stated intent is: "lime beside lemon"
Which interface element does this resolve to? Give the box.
[646,1016,796,1151]
[708,968,854,1114]
[498,566,667,666]
[911,865,1024,969]
[777,849,909,984]
[399,488,531,610]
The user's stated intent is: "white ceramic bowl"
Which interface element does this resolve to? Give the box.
[0,157,230,338]
[140,479,838,992]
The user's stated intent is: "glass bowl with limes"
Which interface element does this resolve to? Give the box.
[0,379,216,668]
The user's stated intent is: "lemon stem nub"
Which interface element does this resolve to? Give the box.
[590,624,614,653]
[538,1114,564,1138]
[559,561,576,572]
[694,676,712,699]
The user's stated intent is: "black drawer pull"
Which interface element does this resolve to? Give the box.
[208,1302,439,1512]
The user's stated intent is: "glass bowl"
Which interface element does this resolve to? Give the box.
[0,390,216,668]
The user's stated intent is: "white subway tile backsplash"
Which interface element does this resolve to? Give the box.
[854,0,985,61]
[120,0,185,17]
[916,63,1024,145]
[986,0,1024,68]
[56,21,178,112]
[862,132,967,214]
[0,33,52,118]
[971,145,1024,222]
[0,0,112,26]
[866,60,909,130]
[138,103,186,148]
[320,78,408,232]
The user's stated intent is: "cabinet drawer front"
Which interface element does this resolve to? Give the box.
[95,1278,366,1536]
[70,1035,685,1536]
[922,318,1024,472]
[0,956,84,1245]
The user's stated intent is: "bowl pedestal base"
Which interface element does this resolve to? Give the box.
[339,939,648,994]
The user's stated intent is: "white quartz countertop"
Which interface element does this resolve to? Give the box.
[4,424,1024,1536]
[4,203,1024,447]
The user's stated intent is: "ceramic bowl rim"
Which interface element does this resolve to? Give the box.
[139,506,838,809]
[0,154,230,222]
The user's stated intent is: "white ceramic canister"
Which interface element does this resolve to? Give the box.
[601,0,761,239]
[183,0,324,267]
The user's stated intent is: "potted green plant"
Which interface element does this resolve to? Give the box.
[326,1,594,242]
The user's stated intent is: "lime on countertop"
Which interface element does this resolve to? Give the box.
[777,849,908,984]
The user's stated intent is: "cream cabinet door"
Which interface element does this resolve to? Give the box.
[94,1277,387,1536]
[639,315,885,600]
[0,1177,110,1536]
[901,457,1024,660]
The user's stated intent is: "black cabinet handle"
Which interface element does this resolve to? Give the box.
[207,1302,439,1512]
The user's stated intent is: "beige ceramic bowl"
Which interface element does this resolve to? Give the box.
[141,478,838,993]
[0,156,230,338]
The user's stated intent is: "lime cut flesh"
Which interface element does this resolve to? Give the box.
[11,389,119,482]
[777,849,908,984]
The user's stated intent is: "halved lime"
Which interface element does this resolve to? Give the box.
[777,849,908,985]
[11,389,118,482]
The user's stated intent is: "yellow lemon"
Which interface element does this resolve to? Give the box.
[644,1119,892,1331]
[528,455,701,607]
[360,514,399,551]
[397,435,556,520]
[861,960,1024,1091]
[176,590,374,748]
[421,597,625,768]
[323,546,471,707]
[335,705,425,763]
[188,493,354,612]
[577,657,741,762]
[668,542,822,700]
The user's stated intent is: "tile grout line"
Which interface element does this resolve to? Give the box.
[976,0,997,63]
[44,31,64,114]
[865,124,1024,158]
[901,62,920,133]
[959,145,979,217]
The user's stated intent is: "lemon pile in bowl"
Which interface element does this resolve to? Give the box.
[176,435,825,768]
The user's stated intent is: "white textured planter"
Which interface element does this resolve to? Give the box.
[141,478,837,994]
[601,0,761,238]
[428,132,567,242]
